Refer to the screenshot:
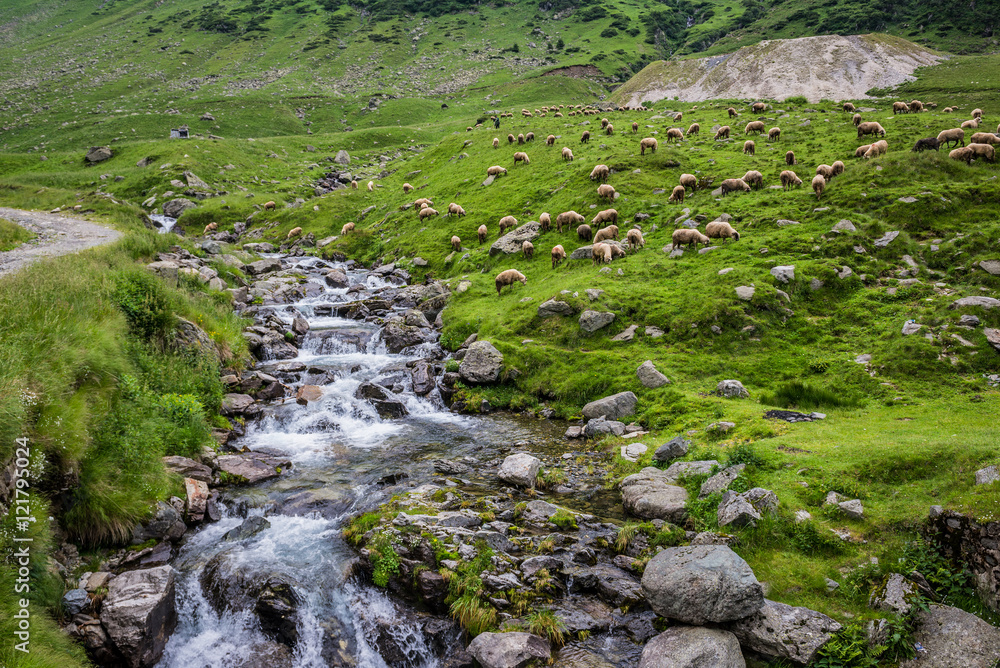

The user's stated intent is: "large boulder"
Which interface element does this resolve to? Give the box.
[636,360,670,388]
[579,310,616,332]
[583,416,626,438]
[489,222,540,257]
[900,604,1000,667]
[215,452,291,484]
[100,566,177,668]
[334,150,351,165]
[498,453,542,488]
[582,391,637,421]
[172,318,218,358]
[725,599,841,665]
[621,467,688,522]
[459,340,503,384]
[381,321,434,353]
[162,198,198,219]
[246,258,282,275]
[638,627,746,668]
[86,146,113,163]
[654,436,690,463]
[716,379,749,398]
[538,299,574,317]
[467,631,551,668]
[640,545,764,624]
[950,296,1000,310]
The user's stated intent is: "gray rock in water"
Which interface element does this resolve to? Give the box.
[639,627,746,668]
[582,391,637,421]
[100,566,177,668]
[716,379,749,398]
[874,231,900,248]
[771,265,795,283]
[246,258,282,276]
[900,605,1000,668]
[163,198,198,218]
[976,465,1000,485]
[223,515,271,542]
[654,436,690,463]
[86,146,113,163]
[579,310,616,332]
[621,467,688,522]
[636,360,670,388]
[951,296,1000,310]
[641,545,764,624]
[584,416,626,438]
[325,269,349,288]
[538,299,574,317]
[489,221,540,256]
[699,464,745,498]
[467,631,551,668]
[334,150,351,165]
[459,340,503,384]
[725,599,841,665]
[498,453,542,488]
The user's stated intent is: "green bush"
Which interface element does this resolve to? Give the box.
[109,268,175,339]
[758,381,861,410]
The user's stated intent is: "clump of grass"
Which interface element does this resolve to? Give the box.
[0,217,33,251]
[759,381,861,410]
[450,594,497,636]
[526,609,567,647]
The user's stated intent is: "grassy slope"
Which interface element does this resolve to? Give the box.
[0,216,34,251]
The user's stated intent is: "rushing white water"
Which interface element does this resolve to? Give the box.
[150,214,177,234]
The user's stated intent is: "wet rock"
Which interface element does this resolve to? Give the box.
[63,588,90,616]
[639,627,746,668]
[381,321,434,353]
[716,379,749,398]
[411,362,435,395]
[162,198,197,219]
[552,599,614,634]
[184,478,209,523]
[246,258,282,275]
[201,553,300,646]
[162,456,212,483]
[900,604,1000,667]
[641,545,764,624]
[568,563,643,608]
[325,269,349,288]
[467,631,551,668]
[296,385,323,404]
[582,391,637,421]
[215,452,291,484]
[498,453,542,488]
[583,416,626,438]
[579,310,616,332]
[280,488,353,519]
[621,467,688,522]
[726,599,841,664]
[538,299,574,317]
[654,436,690,464]
[100,566,177,668]
[489,222,541,257]
[222,516,271,542]
[131,502,187,544]
[459,340,503,384]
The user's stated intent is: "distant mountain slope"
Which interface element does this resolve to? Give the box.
[611,34,941,105]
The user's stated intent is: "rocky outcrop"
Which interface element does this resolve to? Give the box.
[900,604,1000,667]
[639,627,746,668]
[621,467,688,522]
[459,340,503,383]
[162,198,197,219]
[582,391,637,421]
[86,146,113,163]
[725,599,841,664]
[489,222,540,256]
[100,566,177,668]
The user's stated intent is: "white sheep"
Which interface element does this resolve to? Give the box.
[669,185,685,203]
[522,240,534,259]
[498,215,517,235]
[341,222,355,235]
[539,212,552,231]
[478,225,488,244]
[590,164,610,182]
[705,220,740,242]
[640,138,658,155]
[451,236,462,251]
[671,228,710,249]
[513,151,530,165]
[562,147,574,161]
[720,178,751,195]
[812,174,826,199]
[557,210,585,233]
[680,173,697,191]
[495,269,527,296]
[487,165,508,177]
[597,184,616,201]
[780,170,802,189]
[551,244,567,269]
[626,228,645,249]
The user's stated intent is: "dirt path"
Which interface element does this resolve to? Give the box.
[0,207,121,277]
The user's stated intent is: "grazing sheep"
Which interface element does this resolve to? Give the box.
[577,224,592,241]
[864,139,888,159]
[513,151,531,165]
[675,112,683,122]
[627,228,645,250]
[943,107,954,113]
[597,184,616,201]
[351,180,358,190]
[831,160,845,176]
[843,102,856,112]
[517,133,525,145]
[743,140,756,156]
[950,146,974,164]
[705,221,740,242]
[971,132,1000,146]
[526,132,535,142]
[592,210,619,227]
[557,210,585,233]
[751,102,766,113]
[767,127,781,141]
[467,127,473,132]
[591,242,612,265]
[451,236,462,251]
[972,108,983,119]
[508,134,515,144]
[522,240,534,259]
[812,174,826,199]
[715,125,731,140]
[997,123,1000,134]
[854,144,872,158]
[785,150,796,165]
[498,215,517,235]
[287,226,303,239]
[893,101,909,115]
[669,185,685,203]
[367,181,374,191]
[937,128,966,148]
[857,122,886,138]
[742,170,764,189]
[493,138,500,148]
[478,225,488,244]
[601,118,609,129]
[672,228,711,249]
[551,244,567,269]
[687,123,700,136]
[203,222,218,234]
[403,183,414,193]
[546,134,555,146]
[780,170,803,189]
[680,173,697,191]
[448,203,466,217]
[487,165,508,177]
[592,226,617,244]
[909,100,924,113]
[562,147,574,161]
[720,178,751,195]
[341,222,355,235]
[606,124,615,136]
[744,121,765,135]
[728,107,738,118]
[539,212,552,231]
[912,137,941,152]
[581,131,590,143]
[632,121,639,133]
[264,201,276,211]
[640,137,658,155]
[852,113,862,127]
[968,143,996,161]
[590,164,610,182]
[961,118,980,130]
[816,164,834,179]
[414,197,433,208]
[418,207,439,220]
[495,269,527,296]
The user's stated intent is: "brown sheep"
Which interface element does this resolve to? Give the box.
[495,269,527,296]
[744,121,765,135]
[831,160,845,176]
[632,121,639,133]
[843,102,856,112]
[597,184,616,201]
[581,131,591,143]
[451,236,462,251]
[367,181,374,191]
[727,107,738,118]
[742,170,763,190]
[854,144,872,158]
[546,134,555,145]
[892,101,909,115]
[780,170,803,189]
[751,102,766,113]
[640,137,658,155]
[513,151,531,166]
[487,165,508,177]
[720,178,751,195]
[508,134,515,144]
[526,132,535,142]
[403,183,414,193]
[203,222,218,234]
[665,128,683,141]
[606,124,615,136]
[264,201,276,211]
[950,146,974,165]
[680,173,697,191]
[715,125,731,140]
[562,147,574,161]
[418,207,439,220]
[857,122,886,138]
[816,164,834,179]
[675,112,683,122]
[498,215,517,235]
[493,138,500,149]
[705,220,740,242]
[590,164,610,182]
[971,132,1000,146]
[448,203,466,217]
[287,226,303,239]
[539,212,552,231]
[937,128,966,148]
[593,226,617,244]
[672,228,711,249]
[517,133,525,145]
[864,140,888,159]
[351,180,358,190]
[577,224,593,242]
[687,123,700,136]
[592,210,619,227]
[591,242,612,266]
[669,185,685,203]
[768,127,781,141]
[522,240,534,259]
[627,228,645,250]
[743,140,755,156]
[812,174,826,199]
[414,197,433,208]
[601,118,609,128]
[961,118,980,130]
[551,244,567,269]
[341,222,355,235]
[478,225,488,244]
[972,108,983,119]
[852,113,862,127]
[968,143,996,161]
[909,100,924,113]
[785,150,796,165]
[557,210,585,233]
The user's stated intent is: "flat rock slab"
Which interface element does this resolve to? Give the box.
[621,467,688,522]
[900,604,1000,668]
[467,631,551,668]
[951,296,1000,310]
[725,599,841,665]
[216,452,292,484]
[489,221,540,256]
